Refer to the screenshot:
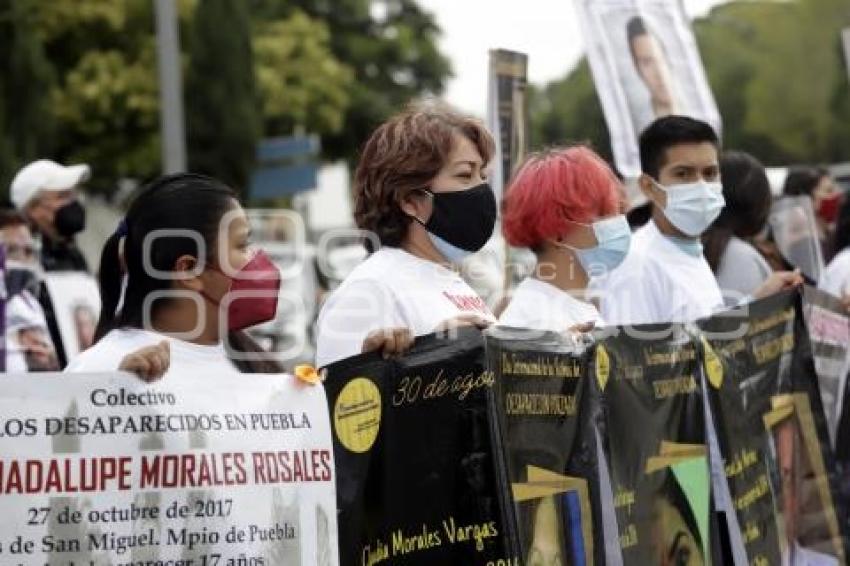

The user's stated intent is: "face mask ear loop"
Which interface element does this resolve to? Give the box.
[406,187,434,227]
[559,218,599,249]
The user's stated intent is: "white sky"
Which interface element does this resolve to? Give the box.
[416,0,730,117]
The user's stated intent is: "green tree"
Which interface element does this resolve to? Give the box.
[254,10,354,137]
[251,0,452,161]
[0,0,57,199]
[528,59,612,163]
[530,0,850,168]
[31,0,166,193]
[185,0,259,193]
[1,0,450,197]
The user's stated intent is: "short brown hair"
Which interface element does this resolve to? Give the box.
[353,100,495,250]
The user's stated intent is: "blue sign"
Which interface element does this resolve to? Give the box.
[249,135,320,199]
[250,164,318,199]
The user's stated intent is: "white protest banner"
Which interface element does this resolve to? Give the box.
[44,272,101,359]
[0,371,338,565]
[574,0,721,177]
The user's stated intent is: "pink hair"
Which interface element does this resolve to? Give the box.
[502,146,621,249]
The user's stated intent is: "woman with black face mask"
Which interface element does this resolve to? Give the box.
[65,173,285,380]
[315,101,497,368]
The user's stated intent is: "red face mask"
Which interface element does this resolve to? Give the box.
[207,250,281,331]
[817,192,843,224]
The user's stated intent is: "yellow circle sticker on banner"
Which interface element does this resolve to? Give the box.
[334,377,382,453]
[702,337,724,389]
[595,344,610,391]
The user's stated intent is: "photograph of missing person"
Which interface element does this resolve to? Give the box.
[72,302,96,352]
[575,0,721,177]
[765,395,844,566]
[650,470,706,566]
[626,15,684,120]
[644,444,711,566]
[512,466,593,566]
[43,272,101,360]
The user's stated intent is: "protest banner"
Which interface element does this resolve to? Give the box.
[486,49,529,206]
[0,371,337,565]
[323,290,849,565]
[802,286,850,448]
[591,323,714,565]
[574,0,721,178]
[699,290,847,565]
[44,272,101,359]
[486,327,613,565]
[324,328,513,566]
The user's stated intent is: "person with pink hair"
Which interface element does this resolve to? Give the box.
[499,145,631,331]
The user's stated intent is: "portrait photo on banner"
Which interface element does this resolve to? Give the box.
[44,271,101,360]
[575,0,722,177]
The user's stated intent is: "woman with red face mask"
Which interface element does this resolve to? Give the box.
[65,174,284,380]
[783,165,842,261]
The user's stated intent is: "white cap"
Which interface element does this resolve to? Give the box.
[10,159,91,209]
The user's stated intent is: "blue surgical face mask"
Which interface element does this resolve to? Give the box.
[666,235,704,257]
[426,232,473,264]
[556,215,632,276]
[652,178,725,237]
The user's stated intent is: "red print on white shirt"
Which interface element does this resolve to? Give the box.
[442,291,489,314]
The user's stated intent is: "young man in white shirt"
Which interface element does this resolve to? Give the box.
[596,116,801,326]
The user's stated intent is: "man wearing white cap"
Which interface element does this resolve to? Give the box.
[9,159,91,368]
[11,159,90,272]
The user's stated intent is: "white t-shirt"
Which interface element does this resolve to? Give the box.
[315,247,494,367]
[820,248,850,298]
[498,277,602,332]
[594,221,724,325]
[65,328,241,379]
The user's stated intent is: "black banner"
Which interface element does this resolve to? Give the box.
[324,328,512,566]
[324,290,849,566]
[699,290,847,565]
[487,328,604,565]
[591,324,713,565]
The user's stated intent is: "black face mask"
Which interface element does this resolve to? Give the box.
[5,266,41,297]
[54,200,86,237]
[419,182,497,252]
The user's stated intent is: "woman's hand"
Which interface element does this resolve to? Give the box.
[752,269,804,300]
[433,313,493,334]
[361,328,414,359]
[566,321,595,334]
[840,291,850,315]
[119,341,170,382]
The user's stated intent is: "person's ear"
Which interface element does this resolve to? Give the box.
[172,254,203,291]
[639,174,663,208]
[25,197,45,222]
[398,190,429,221]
